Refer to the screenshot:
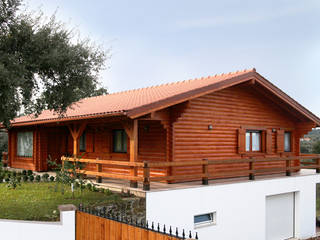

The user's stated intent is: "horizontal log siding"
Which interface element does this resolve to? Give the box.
[138,121,166,176]
[172,85,307,178]
[47,127,68,169]
[72,121,166,177]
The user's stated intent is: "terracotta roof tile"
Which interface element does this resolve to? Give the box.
[12,68,257,124]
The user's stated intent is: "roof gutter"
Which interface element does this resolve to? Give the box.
[5,111,126,128]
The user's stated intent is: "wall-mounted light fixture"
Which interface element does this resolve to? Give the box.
[144,125,149,132]
[272,128,277,133]
[208,124,213,130]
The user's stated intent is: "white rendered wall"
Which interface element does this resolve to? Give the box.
[0,210,75,240]
[146,173,320,240]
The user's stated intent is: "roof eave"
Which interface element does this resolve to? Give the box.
[253,72,320,126]
[7,111,127,128]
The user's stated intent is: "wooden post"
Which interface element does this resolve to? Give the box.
[286,159,291,176]
[2,152,8,167]
[130,119,138,188]
[317,158,320,174]
[249,157,255,180]
[143,161,150,191]
[68,122,87,157]
[96,158,102,183]
[202,159,209,185]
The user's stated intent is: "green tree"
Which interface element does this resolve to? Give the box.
[0,0,108,127]
[313,141,320,154]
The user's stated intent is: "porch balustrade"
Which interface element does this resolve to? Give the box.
[61,154,320,191]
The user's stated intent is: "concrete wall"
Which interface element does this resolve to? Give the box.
[146,172,320,240]
[0,207,75,240]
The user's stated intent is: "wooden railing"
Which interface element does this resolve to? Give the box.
[61,154,320,191]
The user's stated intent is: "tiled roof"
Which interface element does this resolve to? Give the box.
[11,68,320,126]
[12,69,256,125]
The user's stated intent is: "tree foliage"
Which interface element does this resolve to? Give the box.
[0,0,108,127]
[314,141,320,154]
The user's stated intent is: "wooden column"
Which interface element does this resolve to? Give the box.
[202,159,209,185]
[165,123,172,180]
[68,122,87,157]
[249,157,255,180]
[129,119,138,188]
[96,158,102,183]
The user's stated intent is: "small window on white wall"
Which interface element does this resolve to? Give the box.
[194,212,216,228]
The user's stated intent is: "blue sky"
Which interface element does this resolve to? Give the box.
[26,0,320,117]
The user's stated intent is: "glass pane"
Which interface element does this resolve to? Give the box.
[284,132,291,152]
[252,132,261,151]
[114,130,122,152]
[121,131,127,153]
[17,132,33,157]
[194,213,212,223]
[79,132,86,152]
[246,132,250,151]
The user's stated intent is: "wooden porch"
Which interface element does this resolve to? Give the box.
[62,154,320,192]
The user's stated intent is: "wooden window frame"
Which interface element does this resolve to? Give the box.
[16,131,34,158]
[246,130,262,153]
[112,129,128,153]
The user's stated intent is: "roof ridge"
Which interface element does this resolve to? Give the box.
[104,68,256,96]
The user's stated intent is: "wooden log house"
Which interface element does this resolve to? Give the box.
[3,69,320,187]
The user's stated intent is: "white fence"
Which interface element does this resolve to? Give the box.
[0,205,75,240]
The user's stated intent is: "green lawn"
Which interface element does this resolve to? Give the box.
[0,182,139,221]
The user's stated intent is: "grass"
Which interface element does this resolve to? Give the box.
[0,182,131,221]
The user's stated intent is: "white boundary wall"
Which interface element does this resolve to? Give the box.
[146,172,320,240]
[0,207,75,240]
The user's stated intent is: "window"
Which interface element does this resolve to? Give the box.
[284,132,291,152]
[79,132,86,152]
[246,130,261,152]
[17,132,33,157]
[113,130,127,153]
[194,212,216,228]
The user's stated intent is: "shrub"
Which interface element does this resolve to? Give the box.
[86,183,92,190]
[42,173,49,181]
[5,177,9,183]
[22,175,28,182]
[7,172,11,178]
[105,188,112,196]
[16,176,21,183]
[12,171,17,177]
[27,170,33,176]
[29,175,34,182]
[74,181,80,188]
[49,176,55,182]
[35,175,41,182]
[7,177,20,190]
[22,170,27,175]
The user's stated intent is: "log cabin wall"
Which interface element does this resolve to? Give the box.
[8,127,38,171]
[65,120,167,176]
[72,123,130,175]
[138,120,166,176]
[172,84,314,177]
[46,127,68,170]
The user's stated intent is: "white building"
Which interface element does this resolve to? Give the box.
[146,170,320,240]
